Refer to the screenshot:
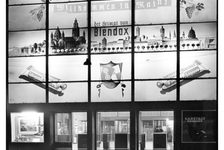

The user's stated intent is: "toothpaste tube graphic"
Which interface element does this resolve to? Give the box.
[157,60,210,94]
[19,65,67,96]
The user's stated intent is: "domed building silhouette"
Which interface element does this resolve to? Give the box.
[50,19,86,50]
[188,27,198,39]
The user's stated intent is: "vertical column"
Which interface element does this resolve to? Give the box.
[87,109,95,150]
[130,109,138,150]
[131,0,137,150]
[46,0,49,103]
[87,0,91,103]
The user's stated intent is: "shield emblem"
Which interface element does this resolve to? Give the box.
[100,61,122,89]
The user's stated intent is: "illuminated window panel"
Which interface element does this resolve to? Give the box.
[180,51,217,78]
[96,112,130,150]
[49,82,88,103]
[49,2,87,29]
[50,0,86,2]
[134,25,177,52]
[55,113,72,142]
[11,112,44,143]
[135,81,176,101]
[9,5,46,31]
[180,23,217,50]
[135,0,176,25]
[180,0,217,22]
[91,81,131,102]
[180,79,216,101]
[9,83,46,103]
[49,56,88,81]
[91,0,131,27]
[91,54,131,80]
[55,112,87,150]
[9,0,44,5]
[8,57,46,83]
[9,31,46,57]
[135,52,176,79]
[139,111,174,150]
[72,112,87,150]
[182,110,217,143]
[91,26,132,54]
[49,28,88,55]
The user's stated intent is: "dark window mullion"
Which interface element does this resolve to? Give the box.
[46,0,49,103]
[176,0,180,102]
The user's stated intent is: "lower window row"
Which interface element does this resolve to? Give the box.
[10,110,217,150]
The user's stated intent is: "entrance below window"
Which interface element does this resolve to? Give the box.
[139,111,174,150]
[96,111,130,150]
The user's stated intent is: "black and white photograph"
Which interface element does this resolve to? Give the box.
[5,0,219,150]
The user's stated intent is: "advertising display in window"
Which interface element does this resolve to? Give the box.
[9,84,46,103]
[180,23,216,50]
[134,25,177,52]
[9,4,46,31]
[180,79,216,100]
[91,54,131,102]
[49,2,87,28]
[11,112,44,143]
[9,57,46,83]
[182,110,217,143]
[49,82,88,102]
[135,52,176,79]
[9,31,46,57]
[135,0,176,24]
[49,28,88,55]
[9,0,45,5]
[135,81,176,101]
[91,0,131,27]
[49,56,88,81]
[180,51,216,78]
[180,0,217,22]
[91,27,131,54]
[91,0,131,54]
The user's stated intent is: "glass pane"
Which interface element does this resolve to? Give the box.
[135,81,176,101]
[182,110,217,143]
[49,56,88,81]
[135,52,176,79]
[180,51,216,78]
[9,31,46,57]
[91,0,131,27]
[135,0,176,24]
[180,79,216,100]
[97,112,130,150]
[9,0,44,5]
[11,112,44,142]
[55,113,72,142]
[9,5,46,31]
[91,26,131,54]
[91,81,131,102]
[91,54,131,80]
[49,2,87,28]
[9,57,45,83]
[49,82,88,102]
[135,25,177,52]
[50,0,86,2]
[139,111,174,150]
[9,83,46,103]
[180,0,217,22]
[72,112,87,150]
[49,28,88,55]
[180,23,216,50]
